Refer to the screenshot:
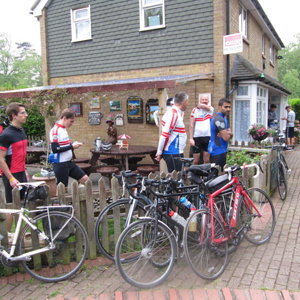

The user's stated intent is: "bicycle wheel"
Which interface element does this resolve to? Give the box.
[94,198,146,261]
[277,161,288,200]
[239,187,276,245]
[18,211,88,282]
[279,153,290,174]
[115,218,176,289]
[183,209,228,280]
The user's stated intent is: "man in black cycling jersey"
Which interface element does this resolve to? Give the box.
[50,109,89,188]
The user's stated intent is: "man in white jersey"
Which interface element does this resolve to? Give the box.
[282,105,296,148]
[155,92,189,172]
[50,109,89,187]
[189,94,214,164]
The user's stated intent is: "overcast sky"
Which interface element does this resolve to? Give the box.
[0,0,299,55]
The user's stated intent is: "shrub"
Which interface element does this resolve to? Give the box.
[289,98,300,120]
[23,105,45,137]
[227,150,262,166]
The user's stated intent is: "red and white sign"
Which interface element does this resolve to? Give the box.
[223,33,243,55]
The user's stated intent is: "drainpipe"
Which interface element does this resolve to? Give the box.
[225,0,230,98]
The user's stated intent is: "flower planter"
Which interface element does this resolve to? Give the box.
[251,133,269,142]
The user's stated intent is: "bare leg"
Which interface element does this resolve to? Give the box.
[193,153,200,165]
[203,151,210,163]
[79,175,89,184]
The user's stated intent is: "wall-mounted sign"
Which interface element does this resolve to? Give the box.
[90,97,100,109]
[223,33,243,55]
[127,96,143,123]
[145,99,159,125]
[109,100,121,111]
[115,114,124,126]
[88,111,103,125]
[69,103,83,116]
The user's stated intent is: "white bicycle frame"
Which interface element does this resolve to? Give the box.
[0,205,75,262]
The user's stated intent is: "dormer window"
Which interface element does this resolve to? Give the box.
[71,6,92,42]
[239,5,248,38]
[139,0,165,31]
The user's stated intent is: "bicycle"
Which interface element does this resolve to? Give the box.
[272,142,291,201]
[114,178,200,288]
[0,181,88,282]
[183,163,276,280]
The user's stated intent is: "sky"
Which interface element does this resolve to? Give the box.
[0,0,299,55]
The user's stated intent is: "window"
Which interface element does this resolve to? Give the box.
[256,86,268,125]
[270,45,275,64]
[239,5,248,38]
[139,0,165,31]
[262,35,266,56]
[235,100,250,142]
[71,6,91,42]
[237,86,249,96]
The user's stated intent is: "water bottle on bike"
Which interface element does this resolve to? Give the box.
[169,210,187,227]
[179,196,195,209]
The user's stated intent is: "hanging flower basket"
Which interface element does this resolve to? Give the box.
[248,124,271,142]
[250,132,269,141]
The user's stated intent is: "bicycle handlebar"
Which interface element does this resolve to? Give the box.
[224,163,260,179]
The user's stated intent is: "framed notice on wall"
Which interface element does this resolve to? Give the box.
[127,96,143,123]
[88,111,103,125]
[69,103,83,116]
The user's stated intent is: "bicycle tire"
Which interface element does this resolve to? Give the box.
[279,153,289,173]
[94,198,147,261]
[18,211,88,282]
[277,161,288,200]
[240,187,276,245]
[183,209,228,280]
[115,218,177,289]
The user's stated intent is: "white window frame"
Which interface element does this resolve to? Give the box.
[239,5,248,38]
[256,86,268,126]
[70,6,92,42]
[139,0,165,31]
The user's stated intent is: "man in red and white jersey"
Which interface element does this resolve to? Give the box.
[155,92,189,172]
[50,109,89,187]
[189,94,214,164]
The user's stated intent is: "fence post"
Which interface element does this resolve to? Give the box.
[84,179,97,259]
[98,176,108,255]
[71,181,80,221]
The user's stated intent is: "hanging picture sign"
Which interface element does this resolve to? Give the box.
[115,114,124,126]
[127,96,143,123]
[88,111,103,125]
[145,99,159,125]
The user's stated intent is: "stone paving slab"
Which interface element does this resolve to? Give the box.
[0,147,299,299]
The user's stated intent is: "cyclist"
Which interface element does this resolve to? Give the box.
[155,92,189,172]
[208,98,233,170]
[189,94,214,164]
[282,105,295,148]
[49,109,89,188]
[0,103,29,231]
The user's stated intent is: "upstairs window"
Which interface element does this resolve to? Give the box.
[239,5,248,38]
[139,0,165,31]
[270,45,275,64]
[262,35,266,56]
[71,6,92,42]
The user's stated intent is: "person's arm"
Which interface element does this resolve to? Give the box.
[198,103,213,111]
[0,150,19,188]
[218,129,233,141]
[189,109,196,147]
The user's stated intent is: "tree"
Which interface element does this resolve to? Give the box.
[278,34,300,98]
[0,34,42,90]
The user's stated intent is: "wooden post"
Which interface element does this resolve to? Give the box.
[84,179,97,259]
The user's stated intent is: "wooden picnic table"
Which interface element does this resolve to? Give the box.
[90,145,157,170]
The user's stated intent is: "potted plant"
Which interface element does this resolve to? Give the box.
[248,124,274,142]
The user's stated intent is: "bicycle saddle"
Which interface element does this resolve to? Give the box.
[187,163,216,176]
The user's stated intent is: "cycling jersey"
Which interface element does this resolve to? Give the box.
[208,112,229,156]
[0,125,27,173]
[190,107,214,137]
[50,123,73,162]
[157,107,187,155]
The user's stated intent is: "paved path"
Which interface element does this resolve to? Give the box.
[1,147,300,299]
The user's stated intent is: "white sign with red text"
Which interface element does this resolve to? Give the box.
[223,33,243,55]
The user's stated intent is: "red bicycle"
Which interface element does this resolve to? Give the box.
[183,163,276,280]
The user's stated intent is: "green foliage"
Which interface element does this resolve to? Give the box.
[289,98,300,120]
[227,150,262,166]
[278,34,300,98]
[0,33,42,89]
[23,105,45,136]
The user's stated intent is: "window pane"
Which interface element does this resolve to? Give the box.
[235,100,250,142]
[144,7,163,27]
[76,21,90,40]
[75,9,88,20]
[237,86,248,96]
[144,0,161,5]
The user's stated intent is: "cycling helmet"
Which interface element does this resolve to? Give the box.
[101,142,112,151]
